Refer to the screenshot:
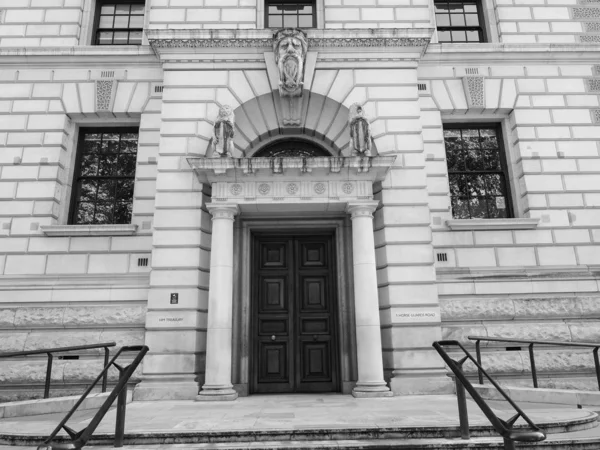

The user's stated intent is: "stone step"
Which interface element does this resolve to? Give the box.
[81,435,600,449]
[3,412,597,448]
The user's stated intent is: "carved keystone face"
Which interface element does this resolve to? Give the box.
[277,36,303,59]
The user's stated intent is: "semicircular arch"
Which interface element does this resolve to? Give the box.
[218,92,375,158]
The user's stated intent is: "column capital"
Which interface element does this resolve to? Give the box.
[346,200,379,219]
[207,204,239,220]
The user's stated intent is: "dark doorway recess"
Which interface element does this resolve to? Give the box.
[251,233,340,394]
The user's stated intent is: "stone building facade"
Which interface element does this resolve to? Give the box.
[0,0,600,401]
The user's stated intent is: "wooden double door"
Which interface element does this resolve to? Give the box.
[251,234,339,394]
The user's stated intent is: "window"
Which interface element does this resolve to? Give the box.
[444,124,512,219]
[266,1,316,28]
[94,0,145,45]
[435,0,485,43]
[70,128,138,225]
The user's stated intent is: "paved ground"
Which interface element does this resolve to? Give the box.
[0,394,597,448]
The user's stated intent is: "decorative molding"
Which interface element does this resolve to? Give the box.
[580,35,600,42]
[211,180,371,204]
[586,21,600,31]
[445,218,540,231]
[187,156,397,184]
[573,7,600,18]
[95,79,117,112]
[462,76,485,108]
[346,201,380,219]
[207,204,239,220]
[146,29,432,54]
[586,78,600,91]
[591,109,600,123]
[41,224,138,237]
[149,37,431,50]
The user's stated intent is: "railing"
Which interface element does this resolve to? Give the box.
[37,345,149,450]
[433,340,546,450]
[0,342,116,399]
[469,335,600,390]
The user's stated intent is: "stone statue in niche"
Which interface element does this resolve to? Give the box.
[273,28,308,98]
[212,105,235,157]
[349,103,372,156]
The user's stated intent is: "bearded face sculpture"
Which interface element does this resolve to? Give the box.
[273,29,308,98]
[212,105,235,158]
[348,103,372,157]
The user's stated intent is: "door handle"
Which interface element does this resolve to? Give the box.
[271,335,276,341]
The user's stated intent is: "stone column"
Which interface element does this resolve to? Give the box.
[346,201,393,398]
[197,204,239,401]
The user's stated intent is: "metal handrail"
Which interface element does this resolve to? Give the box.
[37,345,149,450]
[0,342,116,398]
[433,340,546,450]
[469,335,600,390]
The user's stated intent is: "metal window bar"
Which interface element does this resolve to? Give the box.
[37,345,149,450]
[469,336,600,390]
[433,340,546,450]
[0,342,116,399]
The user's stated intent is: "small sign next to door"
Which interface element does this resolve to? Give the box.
[170,293,179,305]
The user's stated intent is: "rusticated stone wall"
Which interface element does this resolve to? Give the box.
[440,292,600,390]
[0,304,146,401]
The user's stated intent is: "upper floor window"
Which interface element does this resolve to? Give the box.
[444,124,512,219]
[266,1,316,28]
[70,128,138,225]
[435,0,486,43]
[94,0,145,45]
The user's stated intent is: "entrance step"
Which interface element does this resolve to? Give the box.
[0,395,597,449]
[1,412,597,448]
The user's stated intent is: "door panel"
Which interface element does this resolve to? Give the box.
[252,234,338,394]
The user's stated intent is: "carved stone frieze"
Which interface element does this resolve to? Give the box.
[211,180,372,204]
[149,37,430,50]
[95,80,116,112]
[462,76,485,109]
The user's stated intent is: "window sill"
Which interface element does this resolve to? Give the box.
[41,224,138,237]
[445,218,540,231]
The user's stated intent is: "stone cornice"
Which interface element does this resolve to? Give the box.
[187,156,397,184]
[0,45,159,67]
[424,43,600,63]
[147,29,432,53]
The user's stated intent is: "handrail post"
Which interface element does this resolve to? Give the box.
[594,347,600,391]
[503,437,516,450]
[528,343,538,388]
[475,340,483,385]
[102,346,110,393]
[44,353,53,399]
[114,366,128,448]
[455,359,470,440]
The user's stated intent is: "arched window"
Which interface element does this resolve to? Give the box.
[252,139,330,158]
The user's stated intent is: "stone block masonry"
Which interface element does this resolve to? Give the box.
[0,0,83,47]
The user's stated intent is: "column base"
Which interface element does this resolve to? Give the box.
[196,386,239,402]
[352,382,394,398]
[390,370,454,395]
[133,375,199,401]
